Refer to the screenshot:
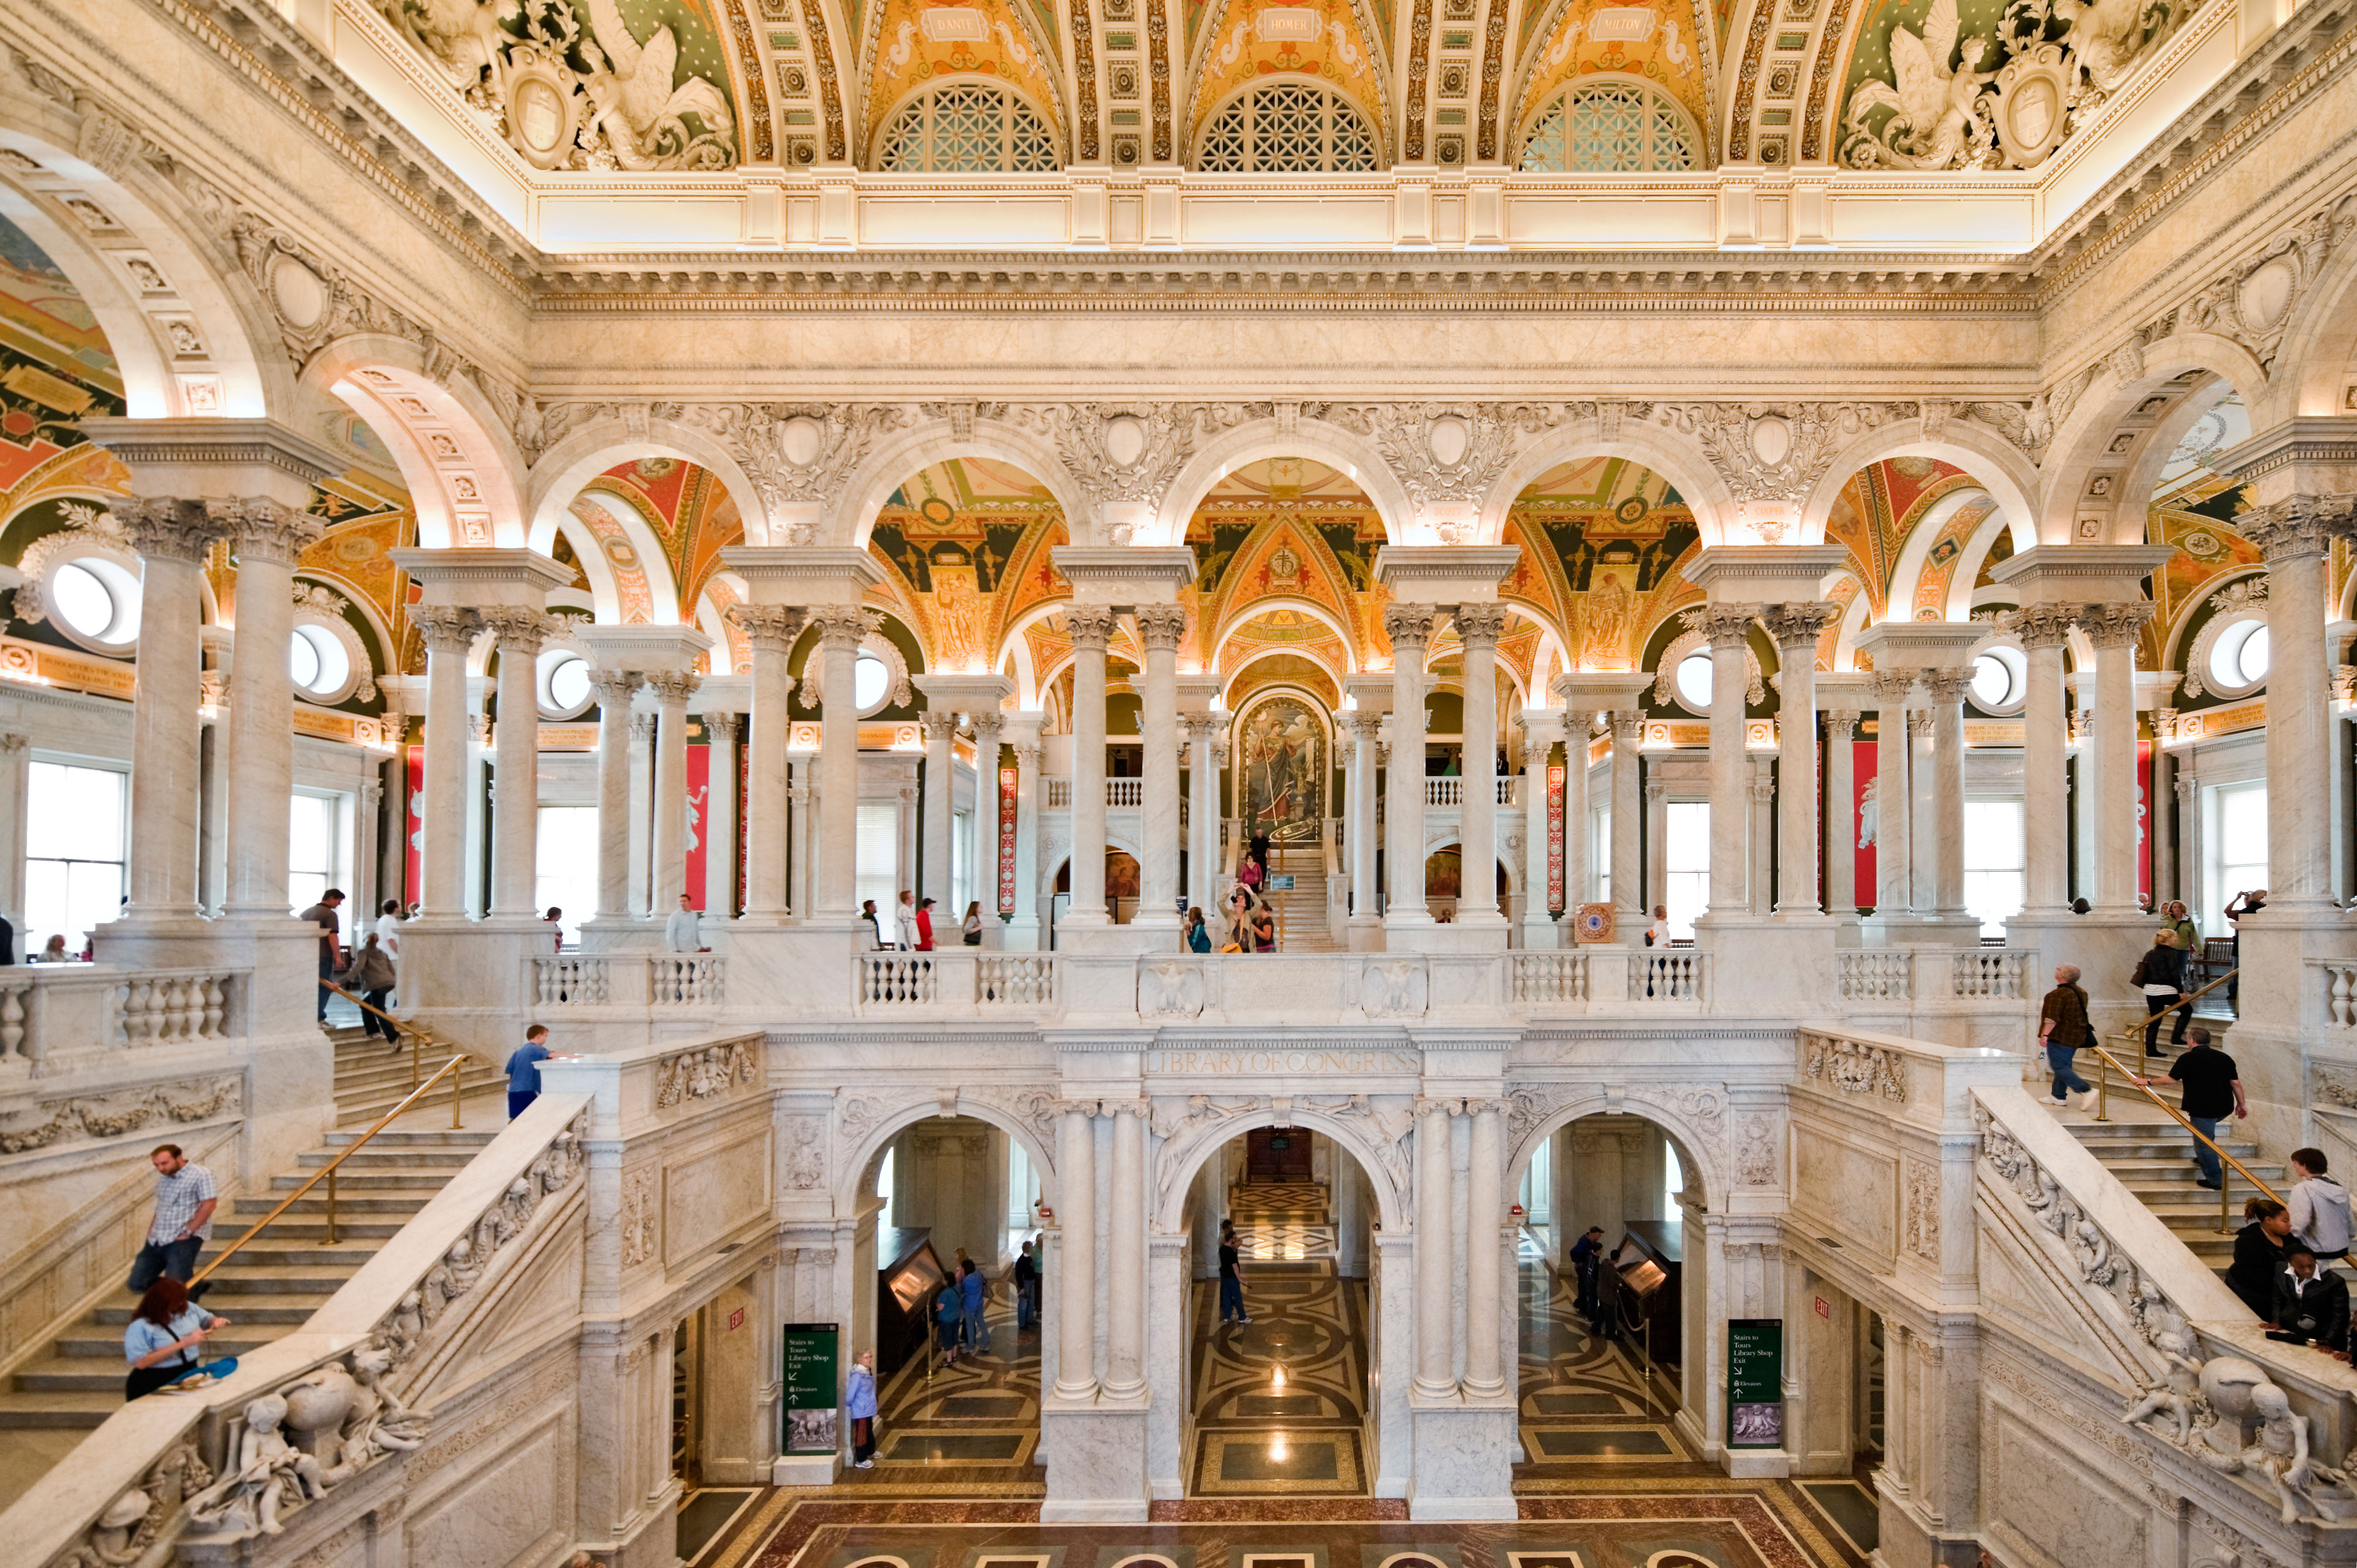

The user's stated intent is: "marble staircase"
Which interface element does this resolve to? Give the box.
[330,1023,505,1126]
[1268,851,1339,952]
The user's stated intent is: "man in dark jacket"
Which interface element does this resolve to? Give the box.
[2273,1244,2350,1353]
[1568,1226,1606,1319]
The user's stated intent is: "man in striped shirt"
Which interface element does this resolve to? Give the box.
[128,1144,217,1299]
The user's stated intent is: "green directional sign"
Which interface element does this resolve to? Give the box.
[781,1322,840,1454]
[1727,1318,1784,1449]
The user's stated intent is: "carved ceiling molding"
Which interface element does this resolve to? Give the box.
[1324,402,1574,533]
[1646,400,1918,517]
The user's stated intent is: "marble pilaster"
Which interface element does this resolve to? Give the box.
[1386,605,1439,933]
[1462,1098,1506,1399]
[970,712,1004,943]
[1065,604,1116,927]
[627,710,655,918]
[1869,671,1915,926]
[1342,710,1383,944]
[1517,707,1565,948]
[1924,666,1974,925]
[2012,606,2077,915]
[2242,498,2346,910]
[1104,1101,1147,1400]
[1611,712,1644,932]
[1135,605,1187,931]
[648,671,701,910]
[1454,603,1509,932]
[1821,709,1860,920]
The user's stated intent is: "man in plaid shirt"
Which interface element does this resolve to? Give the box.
[129,1144,217,1297]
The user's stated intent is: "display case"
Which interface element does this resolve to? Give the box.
[876,1227,949,1376]
[1612,1219,1684,1373]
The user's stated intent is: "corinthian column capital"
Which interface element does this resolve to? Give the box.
[215,497,324,564]
[113,497,226,564]
[729,603,809,654]
[1383,603,1439,653]
[1453,602,1511,647]
[413,606,484,655]
[1065,604,1118,651]
[1133,603,1189,650]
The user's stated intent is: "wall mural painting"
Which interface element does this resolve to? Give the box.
[1505,457,1699,672]
[865,458,1062,673]
[0,215,124,498]
[1236,694,1327,843]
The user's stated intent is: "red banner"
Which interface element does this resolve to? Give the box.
[402,746,424,910]
[684,744,709,909]
[997,764,1019,914]
[2138,737,2153,908]
[1852,739,1878,913]
[1545,762,1566,912]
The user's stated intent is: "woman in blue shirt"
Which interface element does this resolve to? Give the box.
[846,1348,878,1468]
[124,1278,228,1400]
[1185,908,1211,953]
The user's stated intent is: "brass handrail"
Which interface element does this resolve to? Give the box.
[191,1055,469,1283]
[2081,1034,2280,1236]
[319,978,442,1090]
[2090,965,2239,1123]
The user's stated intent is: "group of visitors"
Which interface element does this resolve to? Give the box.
[862,891,982,950]
[1568,1225,1626,1339]
[118,1143,236,1401]
[295,890,413,1046]
[2224,1151,2357,1355]
[931,1252,1003,1367]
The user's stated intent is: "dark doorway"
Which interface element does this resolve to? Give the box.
[1246,1127,1313,1182]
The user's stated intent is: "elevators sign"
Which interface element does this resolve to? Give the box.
[1727,1318,1784,1449]
[782,1323,840,1454]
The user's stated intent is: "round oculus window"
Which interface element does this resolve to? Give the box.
[545,654,592,712]
[853,653,891,711]
[1673,652,1715,711]
[1969,652,2017,710]
[50,559,139,644]
[289,624,351,696]
[2209,618,2270,693]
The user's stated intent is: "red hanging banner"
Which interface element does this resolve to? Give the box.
[1545,762,1566,912]
[683,743,710,909]
[402,745,424,909]
[997,764,1019,914]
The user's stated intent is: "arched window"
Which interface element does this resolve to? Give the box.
[1518,79,1699,172]
[875,82,1059,173]
[1197,81,1381,173]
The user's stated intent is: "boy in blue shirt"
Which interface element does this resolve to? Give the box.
[505,1025,553,1118]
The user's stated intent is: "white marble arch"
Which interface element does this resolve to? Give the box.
[1221,646,1350,708]
[1881,483,2008,624]
[825,419,1090,549]
[545,512,627,623]
[527,418,772,553]
[0,108,284,420]
[310,335,529,548]
[1826,570,1876,669]
[1795,417,2040,558]
[1472,420,1737,549]
[1209,592,1363,671]
[1502,1090,1723,1215]
[1146,418,1416,548]
[566,473,686,622]
[2033,335,2268,546]
[2264,208,2357,428]
[1039,824,1147,906]
[833,1094,1063,1221]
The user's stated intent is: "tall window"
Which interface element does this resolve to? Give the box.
[1519,80,1699,172]
[856,801,901,923]
[24,760,126,955]
[288,793,343,917]
[876,82,1059,172]
[1197,81,1381,173]
[1523,1133,1552,1228]
[2210,784,2268,933]
[536,806,599,948]
[1663,801,1709,940]
[876,1145,896,1228]
[1963,799,2026,938]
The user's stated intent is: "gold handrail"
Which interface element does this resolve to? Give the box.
[2081,1032,2280,1237]
[192,1055,470,1284]
[319,979,443,1090]
[2090,965,2240,1123]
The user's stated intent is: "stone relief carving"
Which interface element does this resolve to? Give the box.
[836,1092,892,1154]
[2152,196,2355,371]
[1139,959,1206,1019]
[184,1346,428,1541]
[1322,403,1571,538]
[1359,958,1428,1019]
[1649,402,1914,534]
[668,403,917,538]
[51,1441,211,1568]
[0,1076,240,1157]
[1803,1031,1910,1101]
[620,1167,658,1267]
[10,501,134,629]
[960,1086,1061,1154]
[1735,1112,1779,1187]
[781,1115,827,1189]
[653,1039,758,1108]
[1902,1155,1941,1261]
[2119,1336,2357,1526]
[1305,1093,1414,1193]
[1151,1094,1263,1194]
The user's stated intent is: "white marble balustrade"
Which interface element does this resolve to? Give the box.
[526,954,729,1010]
[0,965,248,1070]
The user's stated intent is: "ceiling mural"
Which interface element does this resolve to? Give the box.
[0,214,123,497]
[1513,0,1711,155]
[1184,0,1392,157]
[858,0,1071,157]
[1502,455,1698,671]
[866,457,1066,674]
[580,456,746,620]
[567,492,661,623]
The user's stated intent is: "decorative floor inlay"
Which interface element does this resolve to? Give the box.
[830,1285,1045,1498]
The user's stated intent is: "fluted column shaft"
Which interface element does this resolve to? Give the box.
[1871,671,1915,920]
[921,712,956,908]
[1926,667,1973,920]
[1767,607,1834,914]
[1343,712,1380,922]
[1457,604,1508,922]
[1066,606,1115,925]
[121,501,226,918]
[1387,606,1436,924]
[2085,605,2151,914]
[590,672,642,919]
[485,609,549,916]
[734,608,805,921]
[703,713,739,917]
[2014,608,2074,914]
[416,606,483,919]
[1105,1103,1146,1398]
[1701,605,1756,917]
[2244,500,2347,909]
[649,672,700,909]
[814,608,877,918]
[1055,1101,1099,1399]
[1823,711,1860,917]
[222,503,322,917]
[1463,1099,1506,1398]
[1137,606,1186,930]
[1413,1099,1456,1397]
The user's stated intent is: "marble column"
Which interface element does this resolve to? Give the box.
[484,609,551,917]
[1386,605,1437,927]
[0,732,27,955]
[1700,605,1757,918]
[788,757,815,920]
[1766,607,1834,915]
[627,710,655,917]
[2013,606,2077,914]
[649,672,701,909]
[733,608,806,921]
[1136,606,1186,931]
[704,712,739,918]
[1413,1099,1456,1398]
[1749,758,1776,917]
[589,671,643,919]
[415,606,483,919]
[1065,605,1116,926]
[1519,708,1565,946]
[1012,735,1043,946]
[2243,500,2341,909]
[2085,604,2152,914]
[1870,671,1916,922]
[1924,666,1974,924]
[1644,775,1670,913]
[119,500,226,919]
[219,502,323,919]
[970,714,1004,936]
[1185,713,1222,915]
[813,608,878,919]
[1610,712,1644,931]
[1105,1102,1146,1400]
[1342,711,1382,931]
[1456,604,1509,926]
[1463,1098,1506,1399]
[921,712,957,908]
[1055,1100,1099,1399]
[1823,710,1860,917]
[1908,709,1937,914]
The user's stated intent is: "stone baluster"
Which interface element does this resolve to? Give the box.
[1105,1101,1147,1399]
[920,712,957,910]
[2084,604,2153,914]
[813,608,879,919]
[1065,605,1117,928]
[1413,1098,1457,1398]
[703,712,739,917]
[1456,603,1509,928]
[1386,605,1438,929]
[117,500,228,919]
[1463,1098,1507,1398]
[415,605,485,919]
[1923,666,1975,925]
[1341,711,1382,937]
[732,607,807,922]
[2011,606,2077,915]
[1822,710,1861,918]
[589,670,644,921]
[1055,1100,1099,1400]
[1765,605,1836,915]
[1610,712,1644,933]
[648,671,701,911]
[1135,605,1186,932]
[1184,713,1223,916]
[219,501,324,919]
[1699,604,1759,919]
[482,608,552,917]
[1870,670,1916,923]
[2241,498,2351,911]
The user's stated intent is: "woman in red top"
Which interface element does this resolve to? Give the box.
[914,897,936,950]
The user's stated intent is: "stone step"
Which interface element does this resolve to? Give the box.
[92,1293,334,1327]
[49,1323,278,1362]
[322,1126,500,1149]
[0,1390,116,1428]
[235,1191,441,1215]
[268,1170,459,1193]
[194,1238,385,1269]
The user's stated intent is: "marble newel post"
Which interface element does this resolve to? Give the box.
[648,671,701,909]
[732,607,806,922]
[1054,1100,1099,1399]
[1518,708,1565,947]
[118,501,226,921]
[2085,605,2152,915]
[1822,710,1860,919]
[1342,711,1382,942]
[1104,1102,1147,1400]
[1870,671,1915,926]
[1765,607,1834,916]
[1386,605,1437,931]
[921,712,957,908]
[416,607,485,918]
[1135,605,1187,931]
[1065,606,1116,927]
[1700,605,1758,920]
[1463,1099,1507,1398]
[589,671,644,922]
[2012,607,2076,915]
[1923,667,1974,925]
[221,501,325,919]
[1413,1099,1456,1398]
[814,608,879,920]
[1455,604,1509,930]
[484,609,552,916]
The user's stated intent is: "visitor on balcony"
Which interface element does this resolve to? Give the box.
[962,901,984,945]
[32,934,69,963]
[895,890,920,950]
[2037,964,2096,1111]
[2132,931,2189,1056]
[2229,1199,2292,1320]
[544,906,565,953]
[1251,904,1277,953]
[860,900,886,949]
[2288,1149,2353,1262]
[665,893,704,953]
[2272,1244,2349,1353]
[915,897,937,951]
[123,1278,229,1401]
[1186,907,1211,953]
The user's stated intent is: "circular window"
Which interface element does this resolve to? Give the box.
[544,654,592,714]
[854,654,891,712]
[1968,648,2025,714]
[1673,653,1715,711]
[2210,618,2270,694]
[49,558,141,648]
[289,625,351,697]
